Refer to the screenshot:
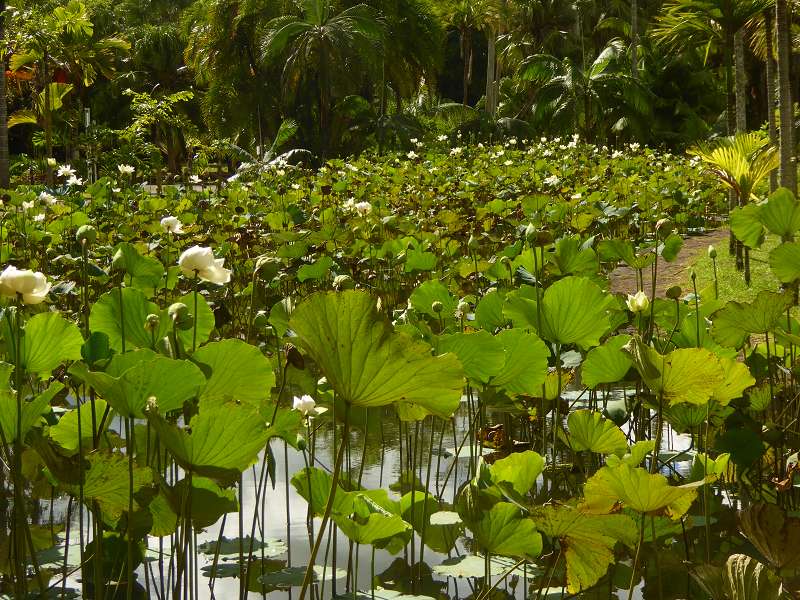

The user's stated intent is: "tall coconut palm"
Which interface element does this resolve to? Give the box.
[261,0,384,157]
[0,0,8,189]
[775,0,795,194]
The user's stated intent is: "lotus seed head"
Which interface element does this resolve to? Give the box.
[144,313,160,331]
[431,301,444,313]
[76,225,97,246]
[708,245,717,259]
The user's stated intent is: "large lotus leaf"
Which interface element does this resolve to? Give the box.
[689,452,731,483]
[79,453,153,521]
[712,357,755,406]
[730,203,765,248]
[469,502,542,559]
[49,398,109,454]
[597,239,654,269]
[566,410,627,455]
[693,554,782,600]
[159,292,216,349]
[711,291,793,348]
[581,464,704,519]
[172,475,237,528]
[192,339,275,408]
[502,286,540,330]
[70,354,205,418]
[90,287,159,352]
[549,235,599,277]
[400,492,460,553]
[760,187,800,239]
[605,441,656,468]
[627,342,725,406]
[530,505,637,594]
[409,280,457,318]
[437,331,504,383]
[475,289,507,331]
[297,255,333,282]
[0,372,62,442]
[581,335,633,389]
[112,242,165,291]
[291,466,396,519]
[289,291,464,419]
[539,276,613,349]
[487,450,544,496]
[334,494,412,547]
[489,329,549,395]
[146,400,269,483]
[739,503,800,570]
[768,242,800,283]
[17,312,84,375]
[148,491,178,537]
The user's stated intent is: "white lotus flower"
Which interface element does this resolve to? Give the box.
[38,191,57,205]
[21,201,34,212]
[160,216,184,235]
[189,175,202,184]
[437,135,448,142]
[406,150,418,160]
[0,266,51,304]
[33,214,45,222]
[354,201,372,216]
[626,290,650,313]
[292,394,316,416]
[117,164,135,176]
[178,245,231,284]
[66,175,83,187]
[46,157,57,168]
[56,165,75,178]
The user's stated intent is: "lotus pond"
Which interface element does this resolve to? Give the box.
[1,140,799,600]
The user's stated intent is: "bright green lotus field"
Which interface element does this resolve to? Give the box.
[3,141,800,600]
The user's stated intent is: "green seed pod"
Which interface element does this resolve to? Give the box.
[708,245,717,259]
[253,310,269,329]
[333,274,354,290]
[524,223,537,243]
[144,313,160,332]
[467,234,480,250]
[666,286,682,300]
[431,301,444,314]
[76,224,97,246]
[168,302,193,330]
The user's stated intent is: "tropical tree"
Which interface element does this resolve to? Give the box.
[0,0,8,188]
[775,0,794,194]
[518,39,651,141]
[260,0,384,157]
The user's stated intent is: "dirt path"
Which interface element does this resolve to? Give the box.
[609,228,730,297]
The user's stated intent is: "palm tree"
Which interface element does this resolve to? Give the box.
[692,132,779,284]
[518,39,652,140]
[261,0,384,157]
[0,0,8,189]
[775,0,795,194]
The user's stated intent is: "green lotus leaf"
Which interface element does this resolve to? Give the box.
[581,464,704,519]
[474,289,507,331]
[258,565,347,587]
[605,440,656,468]
[488,329,549,396]
[197,536,287,558]
[404,246,437,272]
[90,287,159,352]
[597,239,654,270]
[19,312,84,375]
[711,291,793,348]
[400,492,459,553]
[0,371,62,442]
[437,330,504,383]
[659,233,683,262]
[689,452,730,483]
[530,505,638,594]
[759,187,800,240]
[192,339,275,408]
[409,280,457,318]
[49,398,109,454]
[664,402,733,434]
[739,503,800,570]
[469,502,542,559]
[146,400,269,483]
[692,554,782,600]
[112,242,165,291]
[549,235,599,277]
[730,203,765,248]
[70,353,206,418]
[485,450,545,496]
[79,452,153,521]
[566,410,627,455]
[148,491,177,537]
[432,554,511,579]
[268,297,296,338]
[539,276,613,348]
[289,291,464,419]
[297,255,333,282]
[581,334,633,389]
[172,475,237,528]
[768,241,800,283]
[334,494,412,547]
[712,357,755,406]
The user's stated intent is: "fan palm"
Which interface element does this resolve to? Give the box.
[261,0,384,157]
[692,132,779,284]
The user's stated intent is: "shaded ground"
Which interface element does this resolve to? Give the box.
[609,228,730,297]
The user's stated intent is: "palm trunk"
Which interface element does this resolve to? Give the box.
[0,0,8,189]
[777,0,796,194]
[725,30,737,256]
[43,50,53,186]
[486,29,497,116]
[631,0,638,79]
[735,30,748,279]
[765,10,778,192]
[461,29,470,105]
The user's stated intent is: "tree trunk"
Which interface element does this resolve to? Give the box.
[462,29,470,105]
[765,10,778,192]
[725,30,737,256]
[734,30,747,133]
[631,0,638,79]
[43,49,53,186]
[486,29,497,116]
[0,0,8,189]
[777,0,796,194]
